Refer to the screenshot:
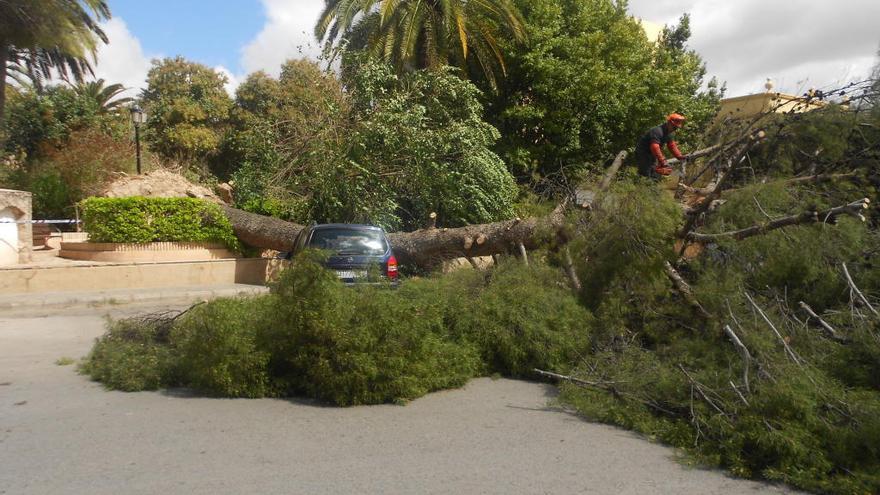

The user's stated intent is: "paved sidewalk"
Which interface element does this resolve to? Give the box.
[0,284,269,316]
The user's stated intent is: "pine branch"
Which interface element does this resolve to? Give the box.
[686,198,870,244]
[842,263,879,318]
[798,301,849,343]
[663,262,712,319]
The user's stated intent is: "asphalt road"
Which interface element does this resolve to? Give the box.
[0,306,800,495]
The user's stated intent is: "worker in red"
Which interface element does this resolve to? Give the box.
[635,114,687,178]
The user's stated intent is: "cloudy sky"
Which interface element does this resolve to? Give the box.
[93,0,879,99]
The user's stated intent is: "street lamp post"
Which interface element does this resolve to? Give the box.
[129,105,146,174]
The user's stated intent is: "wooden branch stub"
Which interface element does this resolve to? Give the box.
[475,233,487,246]
[463,236,474,251]
[730,381,750,406]
[842,263,879,317]
[744,292,802,365]
[518,242,529,266]
[723,324,752,393]
[427,212,437,230]
[664,262,712,319]
[599,150,628,192]
[799,301,848,342]
[563,246,582,291]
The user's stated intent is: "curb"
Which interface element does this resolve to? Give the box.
[0,284,270,314]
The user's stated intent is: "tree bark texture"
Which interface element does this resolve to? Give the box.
[220,204,566,268]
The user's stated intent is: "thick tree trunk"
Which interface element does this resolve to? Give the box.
[387,211,566,267]
[220,203,567,268]
[220,205,303,252]
[220,151,633,268]
[220,142,867,271]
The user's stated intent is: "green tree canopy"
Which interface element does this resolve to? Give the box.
[217,59,348,182]
[227,57,516,230]
[141,56,232,163]
[3,84,128,156]
[0,0,110,134]
[343,56,517,229]
[316,0,526,88]
[485,0,722,179]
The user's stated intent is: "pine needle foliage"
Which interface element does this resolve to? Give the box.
[81,251,590,406]
[556,141,880,493]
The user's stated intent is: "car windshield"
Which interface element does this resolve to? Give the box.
[308,228,388,256]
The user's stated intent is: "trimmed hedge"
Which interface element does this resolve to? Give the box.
[79,197,240,251]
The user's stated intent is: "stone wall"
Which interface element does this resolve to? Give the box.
[0,189,32,265]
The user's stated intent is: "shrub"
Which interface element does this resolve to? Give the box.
[34,128,136,200]
[449,261,593,377]
[265,251,482,405]
[79,317,176,391]
[171,297,276,398]
[80,251,593,406]
[570,181,683,308]
[29,169,73,219]
[79,197,241,251]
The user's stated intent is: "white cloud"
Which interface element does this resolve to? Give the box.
[214,65,241,97]
[628,0,880,96]
[91,17,155,97]
[240,0,325,77]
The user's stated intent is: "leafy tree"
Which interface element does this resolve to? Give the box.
[226,57,516,230]
[344,57,517,229]
[485,0,722,180]
[2,84,127,156]
[140,57,232,164]
[316,0,526,88]
[222,59,349,208]
[0,0,110,134]
[73,79,134,113]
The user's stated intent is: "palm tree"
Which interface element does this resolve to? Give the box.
[74,79,134,113]
[0,0,111,134]
[315,0,525,88]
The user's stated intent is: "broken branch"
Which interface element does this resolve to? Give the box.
[744,292,802,365]
[798,301,848,342]
[723,324,752,393]
[842,263,879,317]
[687,198,870,244]
[664,262,712,319]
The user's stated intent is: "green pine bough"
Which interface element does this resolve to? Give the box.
[79,197,242,252]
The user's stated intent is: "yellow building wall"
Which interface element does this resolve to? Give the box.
[716,93,826,123]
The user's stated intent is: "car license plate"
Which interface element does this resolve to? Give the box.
[336,270,366,279]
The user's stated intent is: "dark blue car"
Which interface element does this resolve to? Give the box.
[289,224,399,285]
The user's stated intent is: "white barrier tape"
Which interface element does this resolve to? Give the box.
[0,219,81,224]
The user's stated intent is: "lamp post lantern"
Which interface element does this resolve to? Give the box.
[129,105,146,174]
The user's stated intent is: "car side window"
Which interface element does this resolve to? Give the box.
[292,229,308,253]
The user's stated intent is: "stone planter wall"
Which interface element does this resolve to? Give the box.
[59,241,236,262]
[0,189,32,265]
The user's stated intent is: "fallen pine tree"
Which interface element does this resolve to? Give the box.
[80,80,880,494]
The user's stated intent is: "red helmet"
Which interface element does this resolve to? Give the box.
[667,113,686,128]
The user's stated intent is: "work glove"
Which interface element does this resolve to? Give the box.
[654,164,673,176]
